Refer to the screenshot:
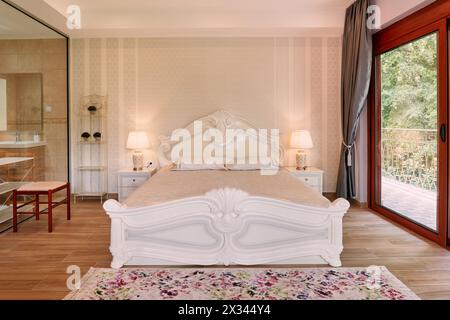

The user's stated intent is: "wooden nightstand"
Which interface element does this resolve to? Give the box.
[285,167,324,194]
[117,169,156,202]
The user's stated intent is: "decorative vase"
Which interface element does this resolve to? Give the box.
[88,105,97,114]
[81,132,91,141]
[93,132,102,141]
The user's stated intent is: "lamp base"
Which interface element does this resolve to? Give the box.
[296,150,307,171]
[132,151,144,171]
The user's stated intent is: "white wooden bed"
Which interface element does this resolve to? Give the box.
[104,111,350,269]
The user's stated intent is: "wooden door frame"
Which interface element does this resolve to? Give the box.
[448,19,450,247]
[368,0,449,247]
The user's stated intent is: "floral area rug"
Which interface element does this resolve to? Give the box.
[65,267,420,300]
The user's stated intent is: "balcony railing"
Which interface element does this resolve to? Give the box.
[382,128,437,192]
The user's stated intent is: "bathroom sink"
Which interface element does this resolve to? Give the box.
[0,141,47,148]
[0,141,34,144]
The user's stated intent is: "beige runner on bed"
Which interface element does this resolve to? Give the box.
[124,168,331,208]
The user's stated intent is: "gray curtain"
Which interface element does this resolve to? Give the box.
[336,0,373,199]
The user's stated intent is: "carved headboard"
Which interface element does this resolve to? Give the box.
[158,110,284,167]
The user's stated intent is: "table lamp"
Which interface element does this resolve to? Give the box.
[290,130,314,170]
[127,131,150,171]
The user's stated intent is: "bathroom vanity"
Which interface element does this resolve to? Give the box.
[0,144,45,181]
[0,157,35,225]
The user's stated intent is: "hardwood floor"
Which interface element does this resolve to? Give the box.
[0,200,449,300]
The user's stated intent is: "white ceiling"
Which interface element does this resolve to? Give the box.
[41,0,355,37]
[0,1,63,39]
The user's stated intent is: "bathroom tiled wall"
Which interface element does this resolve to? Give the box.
[0,39,68,181]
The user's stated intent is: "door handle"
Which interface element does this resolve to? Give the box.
[440,124,446,142]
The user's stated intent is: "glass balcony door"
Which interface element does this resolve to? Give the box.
[371,20,448,246]
[379,33,439,231]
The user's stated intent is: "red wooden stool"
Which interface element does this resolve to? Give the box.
[13,182,71,233]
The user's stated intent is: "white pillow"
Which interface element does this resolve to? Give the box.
[226,164,264,171]
[172,163,227,171]
[226,156,281,171]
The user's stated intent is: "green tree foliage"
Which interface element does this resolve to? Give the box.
[381,33,437,130]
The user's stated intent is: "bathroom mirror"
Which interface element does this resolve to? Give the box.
[0,73,43,133]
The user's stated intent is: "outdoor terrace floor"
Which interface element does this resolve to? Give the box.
[382,177,437,231]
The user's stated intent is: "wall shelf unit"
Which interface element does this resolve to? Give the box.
[74,95,108,203]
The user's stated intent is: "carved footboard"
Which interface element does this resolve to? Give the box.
[104,188,350,269]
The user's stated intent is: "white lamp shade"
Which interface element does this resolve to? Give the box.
[127,131,150,150]
[290,130,314,149]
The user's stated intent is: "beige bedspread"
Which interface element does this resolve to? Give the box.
[124,168,331,208]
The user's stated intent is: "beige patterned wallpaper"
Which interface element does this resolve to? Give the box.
[71,37,342,193]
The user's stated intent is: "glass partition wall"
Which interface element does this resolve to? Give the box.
[369,1,449,247]
[0,0,69,232]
